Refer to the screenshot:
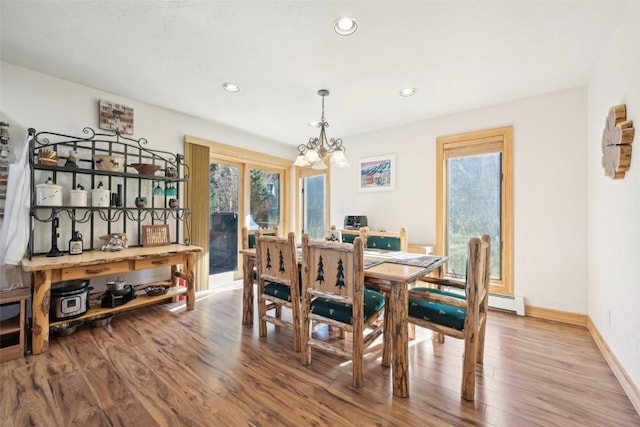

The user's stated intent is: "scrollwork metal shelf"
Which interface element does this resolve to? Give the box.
[27,126,192,258]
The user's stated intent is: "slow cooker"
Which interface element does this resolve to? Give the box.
[50,279,92,321]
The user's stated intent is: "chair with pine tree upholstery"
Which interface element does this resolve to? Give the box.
[363,227,408,252]
[300,234,385,388]
[255,231,302,351]
[408,235,490,401]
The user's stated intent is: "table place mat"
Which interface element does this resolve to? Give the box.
[385,255,444,269]
[363,248,399,259]
[364,258,384,269]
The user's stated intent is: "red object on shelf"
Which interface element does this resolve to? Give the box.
[179,277,186,300]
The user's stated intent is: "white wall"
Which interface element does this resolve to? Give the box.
[331,86,589,314]
[1,61,293,162]
[0,60,295,285]
[587,3,640,388]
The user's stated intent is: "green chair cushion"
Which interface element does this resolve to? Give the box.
[364,282,382,292]
[367,236,402,251]
[408,288,467,330]
[248,231,277,249]
[310,289,385,325]
[264,282,293,302]
[341,234,357,244]
[263,271,302,302]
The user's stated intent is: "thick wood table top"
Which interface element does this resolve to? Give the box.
[21,244,203,271]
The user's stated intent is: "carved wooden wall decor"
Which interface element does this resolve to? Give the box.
[601,104,635,179]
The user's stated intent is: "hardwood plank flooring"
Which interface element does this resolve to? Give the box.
[1,283,638,426]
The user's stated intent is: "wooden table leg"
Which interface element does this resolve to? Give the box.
[31,270,52,355]
[242,254,255,325]
[391,280,409,397]
[382,298,392,367]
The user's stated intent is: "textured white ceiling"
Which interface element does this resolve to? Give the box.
[0,1,629,146]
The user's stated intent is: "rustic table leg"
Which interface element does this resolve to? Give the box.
[31,270,52,355]
[382,299,392,367]
[242,254,255,325]
[391,281,409,397]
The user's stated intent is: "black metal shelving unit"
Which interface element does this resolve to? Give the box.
[27,126,191,258]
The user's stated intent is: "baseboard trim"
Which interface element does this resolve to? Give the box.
[525,305,588,326]
[587,318,640,415]
[522,306,639,415]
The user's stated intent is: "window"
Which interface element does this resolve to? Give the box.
[249,168,280,229]
[436,126,513,295]
[296,162,330,240]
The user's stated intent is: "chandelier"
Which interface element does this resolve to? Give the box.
[293,89,350,169]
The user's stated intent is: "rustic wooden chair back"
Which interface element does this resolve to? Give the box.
[330,225,367,244]
[242,226,279,249]
[255,231,302,352]
[363,227,408,252]
[408,235,490,401]
[300,234,385,388]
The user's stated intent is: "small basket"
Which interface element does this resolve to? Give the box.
[145,285,169,297]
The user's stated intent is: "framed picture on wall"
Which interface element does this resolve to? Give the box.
[99,100,134,135]
[359,154,395,191]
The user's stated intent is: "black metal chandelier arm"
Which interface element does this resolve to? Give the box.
[297,142,311,154]
[327,137,344,152]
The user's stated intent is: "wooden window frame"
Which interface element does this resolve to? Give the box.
[184,135,291,289]
[295,160,331,239]
[436,126,513,296]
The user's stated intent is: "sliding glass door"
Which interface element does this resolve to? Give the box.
[209,162,240,276]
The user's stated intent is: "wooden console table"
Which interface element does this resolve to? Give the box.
[21,244,202,355]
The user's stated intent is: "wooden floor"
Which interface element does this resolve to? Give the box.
[1,283,638,427]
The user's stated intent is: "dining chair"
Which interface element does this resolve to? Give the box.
[363,227,408,251]
[362,226,414,338]
[330,225,367,244]
[300,234,385,388]
[255,231,302,352]
[241,226,279,250]
[407,235,490,401]
[241,226,279,289]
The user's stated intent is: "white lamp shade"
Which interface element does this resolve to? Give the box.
[304,149,321,163]
[311,160,327,170]
[293,154,310,167]
[331,149,347,164]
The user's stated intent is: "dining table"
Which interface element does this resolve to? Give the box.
[239,245,447,398]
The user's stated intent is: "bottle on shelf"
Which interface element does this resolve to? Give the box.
[69,231,83,255]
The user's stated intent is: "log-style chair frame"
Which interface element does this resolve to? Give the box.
[256,231,302,352]
[300,234,385,388]
[409,235,490,401]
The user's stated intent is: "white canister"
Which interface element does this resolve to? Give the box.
[91,189,111,207]
[69,189,88,207]
[36,183,63,206]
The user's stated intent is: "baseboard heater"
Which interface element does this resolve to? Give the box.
[488,294,525,316]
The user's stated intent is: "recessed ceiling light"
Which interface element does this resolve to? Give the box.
[308,121,319,127]
[222,83,240,93]
[399,88,417,97]
[334,16,358,36]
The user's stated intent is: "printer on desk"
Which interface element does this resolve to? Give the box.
[344,215,368,230]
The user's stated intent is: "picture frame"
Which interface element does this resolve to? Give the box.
[359,154,395,191]
[142,224,170,247]
[99,100,134,135]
